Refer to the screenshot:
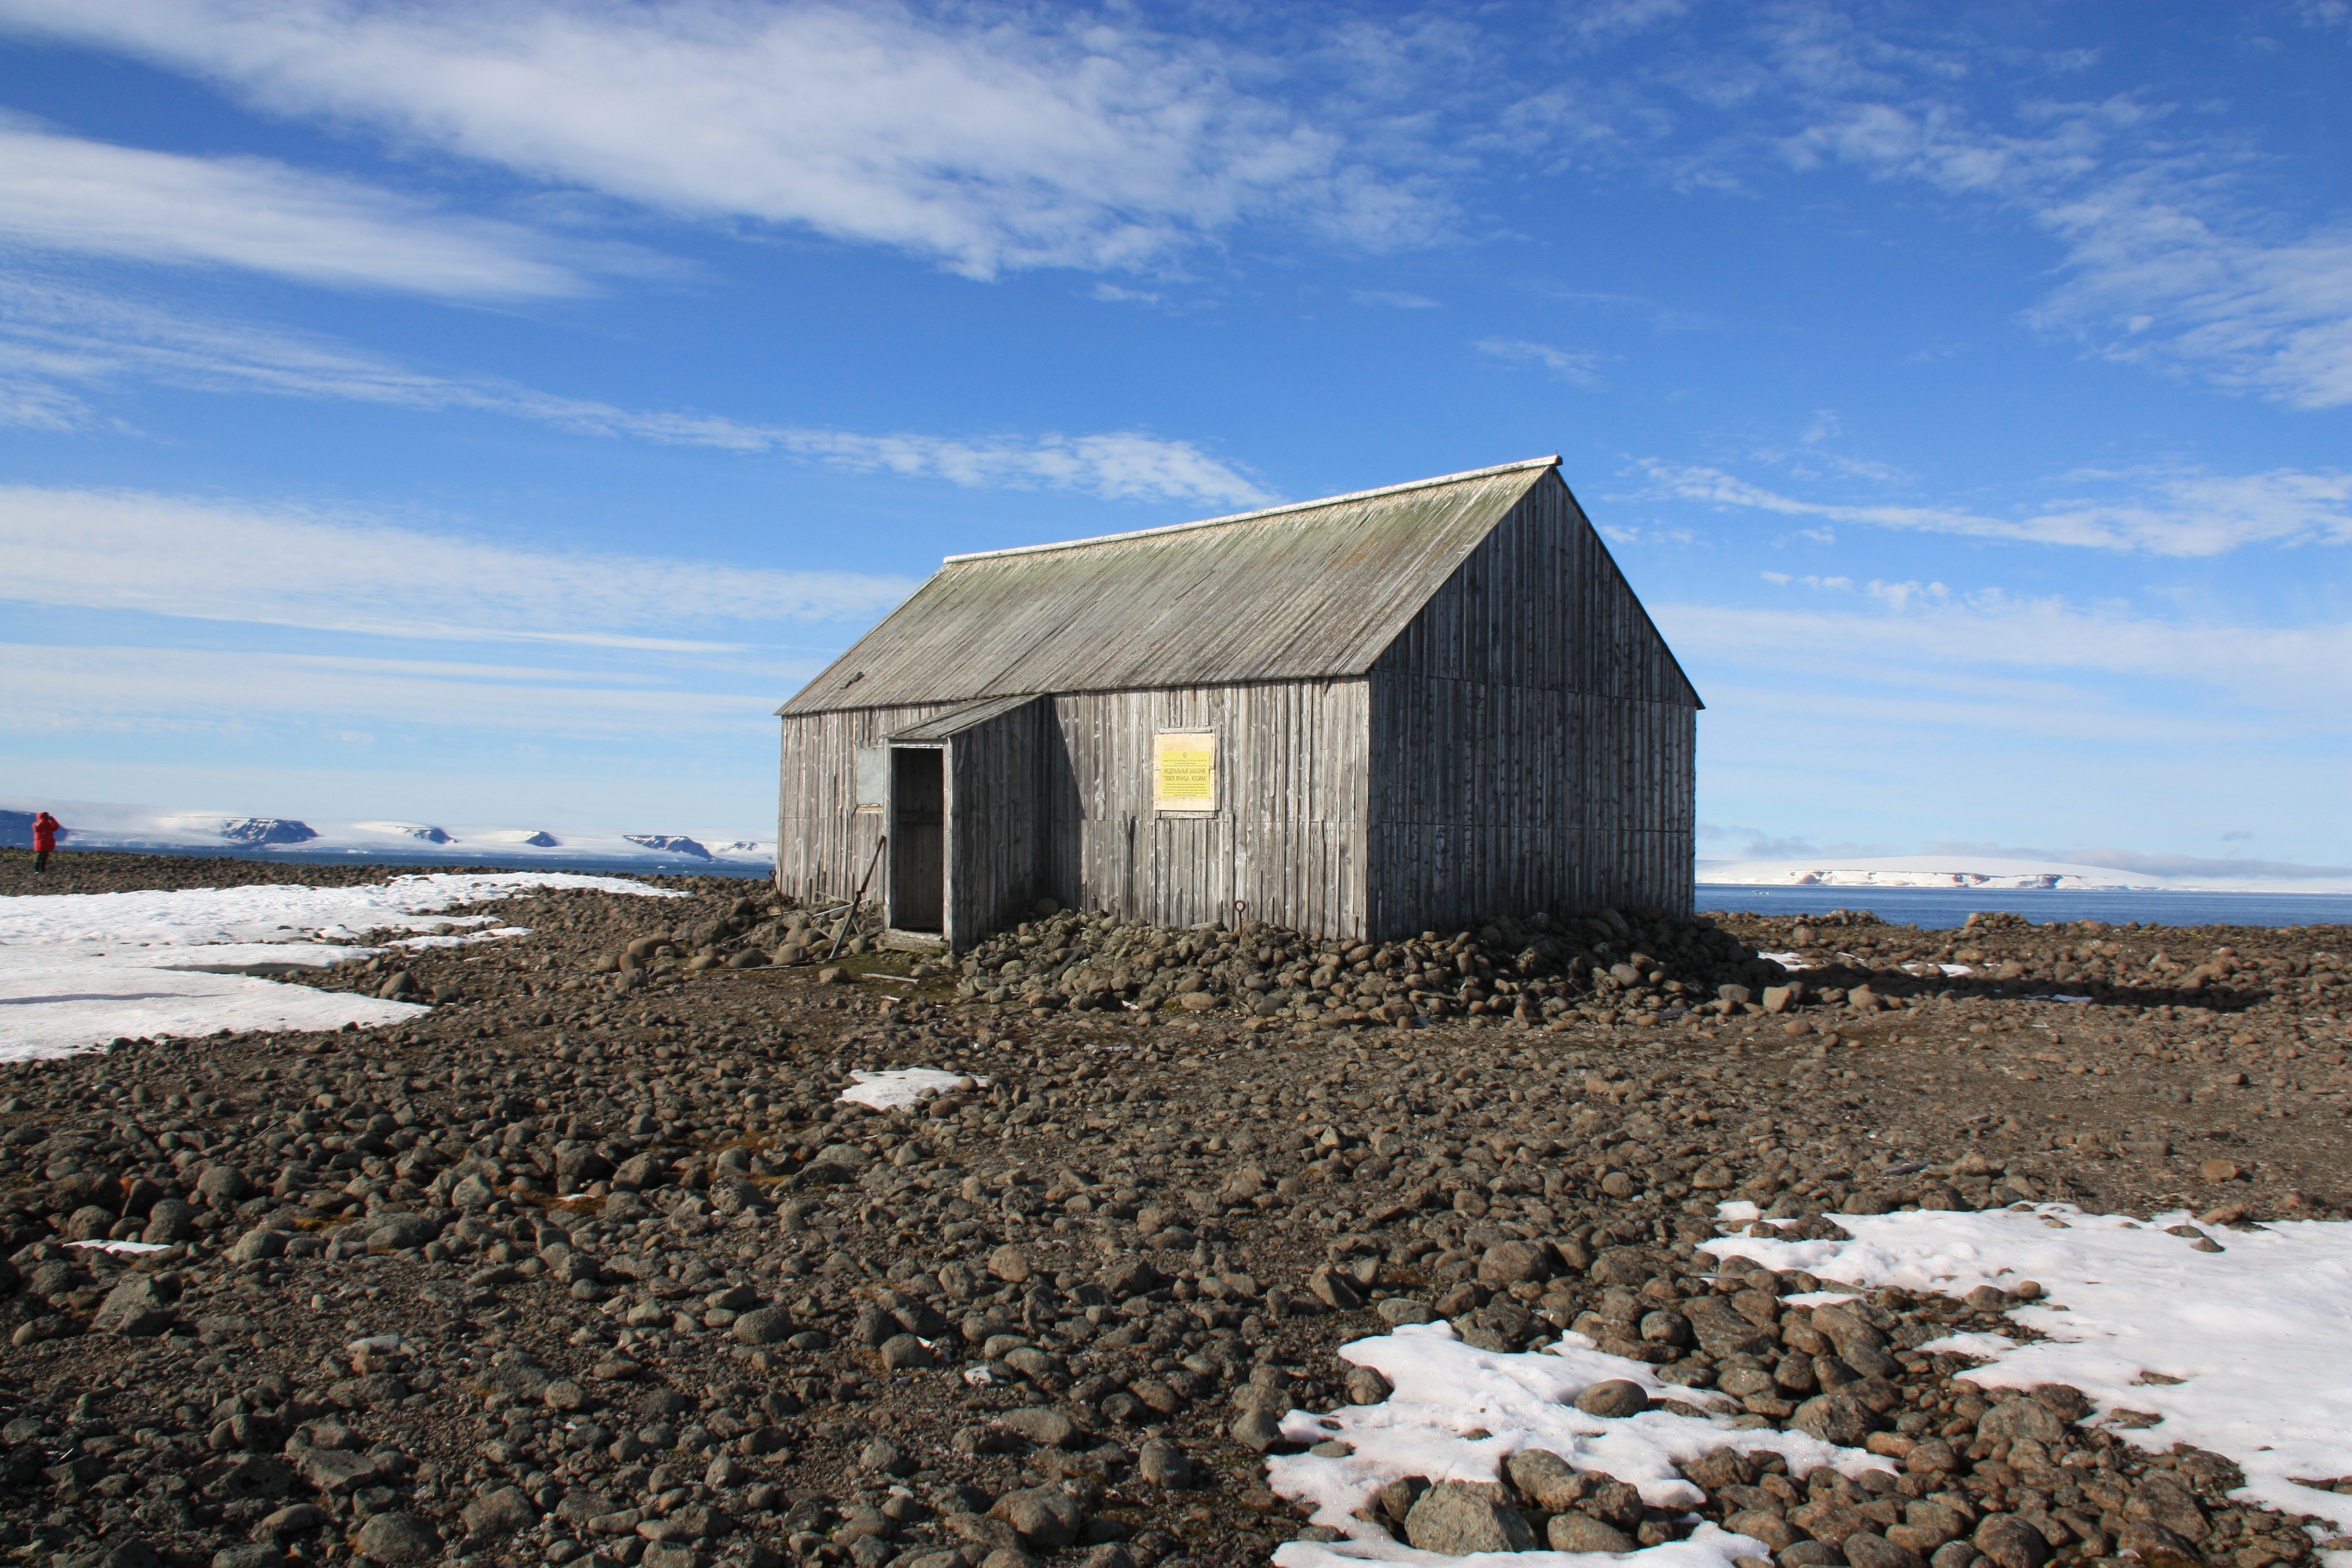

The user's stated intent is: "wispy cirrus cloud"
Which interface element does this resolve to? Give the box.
[1657,592,2352,718]
[1635,457,2352,556]
[0,0,1450,280]
[0,641,776,739]
[1351,288,1440,309]
[1474,336,1605,386]
[0,484,916,647]
[0,118,594,299]
[0,277,1276,507]
[1750,13,2352,410]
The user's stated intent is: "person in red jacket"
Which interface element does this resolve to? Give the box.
[31,810,59,873]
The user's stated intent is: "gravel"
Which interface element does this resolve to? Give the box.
[0,850,2343,1568]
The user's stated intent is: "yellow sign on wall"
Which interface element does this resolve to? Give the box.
[1154,730,1217,813]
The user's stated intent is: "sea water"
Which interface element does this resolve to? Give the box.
[1697,883,2352,929]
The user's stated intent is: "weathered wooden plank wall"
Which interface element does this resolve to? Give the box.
[1366,472,1697,937]
[944,698,1047,948]
[1044,681,1370,939]
[782,684,1371,944]
[775,703,962,908]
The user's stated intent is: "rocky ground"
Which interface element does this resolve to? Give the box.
[1,850,2346,1568]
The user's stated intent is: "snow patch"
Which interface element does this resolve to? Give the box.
[0,871,678,1059]
[837,1068,985,1109]
[1700,1204,2352,1540]
[1267,1321,1890,1568]
[66,1239,171,1255]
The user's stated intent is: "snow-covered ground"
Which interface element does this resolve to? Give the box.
[0,872,678,1060]
[1697,854,2352,895]
[1269,1321,1887,1568]
[1703,1204,2352,1545]
[1,794,775,870]
[1265,1203,2352,1568]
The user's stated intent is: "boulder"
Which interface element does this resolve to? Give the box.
[1793,1391,1880,1446]
[461,1485,539,1538]
[988,1487,1082,1549]
[732,1306,795,1346]
[1973,1516,2051,1568]
[91,1275,173,1336]
[1476,1240,1553,1287]
[1403,1482,1536,1555]
[354,1512,443,1564]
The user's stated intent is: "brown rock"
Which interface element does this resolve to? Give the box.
[1477,1240,1553,1287]
[2117,1519,2204,1568]
[1548,1514,1636,1553]
[1572,1380,1651,1418]
[1974,1514,2052,1568]
[1844,1531,1929,1568]
[2126,1474,2210,1542]
[1725,1511,1799,1551]
[1977,1396,2065,1444]
[1503,1448,1579,1511]
[1403,1482,1536,1555]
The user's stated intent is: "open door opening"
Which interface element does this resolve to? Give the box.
[889,746,945,933]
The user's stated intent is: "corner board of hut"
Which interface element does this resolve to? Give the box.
[774,457,1702,951]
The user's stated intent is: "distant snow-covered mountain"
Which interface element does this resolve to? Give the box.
[1,797,775,872]
[1696,854,2352,895]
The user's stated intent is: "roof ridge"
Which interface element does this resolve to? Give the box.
[940,455,1560,564]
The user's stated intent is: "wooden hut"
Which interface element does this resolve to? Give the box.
[775,456,1701,949]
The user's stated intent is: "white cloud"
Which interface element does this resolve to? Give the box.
[2029,202,2352,410]
[1754,23,2352,410]
[0,0,1446,279]
[1659,595,2352,718]
[1474,336,1606,386]
[0,641,772,738]
[0,277,1275,506]
[0,119,588,298]
[1635,458,2352,556]
[0,485,918,645]
[1865,579,1948,611]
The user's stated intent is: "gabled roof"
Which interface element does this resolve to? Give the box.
[781,458,1558,715]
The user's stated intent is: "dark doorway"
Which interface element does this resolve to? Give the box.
[889,747,945,932]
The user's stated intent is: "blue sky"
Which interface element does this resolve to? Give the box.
[0,0,2344,874]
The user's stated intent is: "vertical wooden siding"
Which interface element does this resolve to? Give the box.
[1366,473,1697,937]
[1044,682,1371,941]
[944,698,1047,949]
[775,703,963,908]
[781,683,1373,945]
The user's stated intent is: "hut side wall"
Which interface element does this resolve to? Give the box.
[1366,475,1697,937]
[775,703,967,908]
[944,698,1048,949]
[1042,682,1371,940]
